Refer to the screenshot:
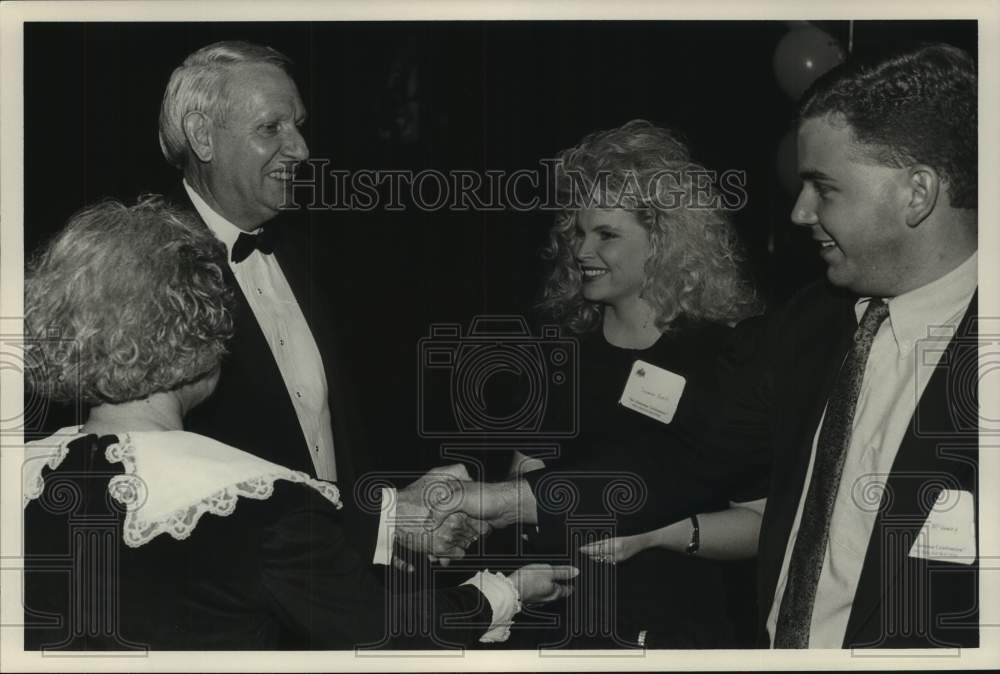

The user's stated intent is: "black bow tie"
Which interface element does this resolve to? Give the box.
[231,226,277,263]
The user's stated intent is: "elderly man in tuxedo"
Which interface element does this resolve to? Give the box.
[157,40,480,563]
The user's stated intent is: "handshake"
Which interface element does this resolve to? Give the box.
[393,464,563,602]
[394,464,537,558]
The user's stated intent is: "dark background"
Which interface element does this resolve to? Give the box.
[24,20,976,472]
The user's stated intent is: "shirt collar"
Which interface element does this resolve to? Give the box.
[854,252,978,353]
[182,179,260,257]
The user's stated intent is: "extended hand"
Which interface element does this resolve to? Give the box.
[578,532,652,564]
[395,464,491,558]
[507,564,579,604]
[429,479,533,530]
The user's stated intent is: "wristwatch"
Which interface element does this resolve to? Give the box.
[684,515,700,555]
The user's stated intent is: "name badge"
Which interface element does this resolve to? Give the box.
[619,360,686,424]
[909,489,976,565]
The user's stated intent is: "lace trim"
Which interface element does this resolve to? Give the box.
[468,569,523,644]
[22,427,83,508]
[105,435,343,549]
[492,568,523,615]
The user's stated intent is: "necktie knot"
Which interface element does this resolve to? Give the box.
[859,298,890,336]
[231,226,277,263]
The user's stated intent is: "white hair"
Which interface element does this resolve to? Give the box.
[158,40,293,169]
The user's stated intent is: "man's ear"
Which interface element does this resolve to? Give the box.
[904,164,940,227]
[182,111,214,163]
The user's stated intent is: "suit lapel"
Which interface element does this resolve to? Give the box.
[788,301,856,481]
[757,288,857,632]
[272,221,317,333]
[165,186,314,474]
[842,293,978,646]
[270,219,367,489]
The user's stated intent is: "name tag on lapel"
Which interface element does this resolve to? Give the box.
[909,489,976,565]
[619,360,686,424]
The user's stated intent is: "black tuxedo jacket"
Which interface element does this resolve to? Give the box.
[169,188,379,554]
[724,281,979,649]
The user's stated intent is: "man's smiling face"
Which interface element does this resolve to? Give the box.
[791,114,917,297]
[203,63,309,231]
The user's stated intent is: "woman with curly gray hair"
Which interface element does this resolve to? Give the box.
[520,120,769,647]
[24,196,235,424]
[22,196,571,650]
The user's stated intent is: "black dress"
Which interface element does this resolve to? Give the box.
[521,319,768,648]
[23,432,498,651]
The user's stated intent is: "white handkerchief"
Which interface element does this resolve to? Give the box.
[619,359,686,425]
[909,489,976,565]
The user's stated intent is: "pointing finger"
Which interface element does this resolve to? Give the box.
[549,565,581,581]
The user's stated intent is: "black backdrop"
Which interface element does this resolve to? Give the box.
[24,20,976,472]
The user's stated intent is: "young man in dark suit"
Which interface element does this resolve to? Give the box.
[442,42,981,650]
[745,42,979,648]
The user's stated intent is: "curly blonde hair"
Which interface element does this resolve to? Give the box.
[24,196,234,404]
[538,119,761,334]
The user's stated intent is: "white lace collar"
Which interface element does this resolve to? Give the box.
[22,426,85,507]
[24,429,342,548]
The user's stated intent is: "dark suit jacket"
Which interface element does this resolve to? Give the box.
[168,188,379,555]
[727,281,979,648]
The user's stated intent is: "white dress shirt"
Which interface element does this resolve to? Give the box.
[181,183,516,636]
[183,180,338,483]
[767,252,977,648]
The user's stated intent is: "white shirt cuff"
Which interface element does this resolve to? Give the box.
[460,570,522,643]
[372,487,396,566]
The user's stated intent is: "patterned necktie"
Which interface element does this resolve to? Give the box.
[773,298,891,648]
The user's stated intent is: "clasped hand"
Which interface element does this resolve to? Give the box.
[394,464,490,561]
[396,465,527,564]
[395,467,577,604]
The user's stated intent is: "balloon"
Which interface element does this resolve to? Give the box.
[773,25,845,101]
[775,127,801,195]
